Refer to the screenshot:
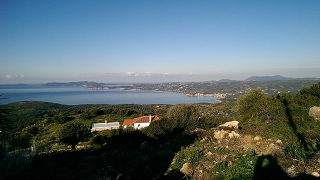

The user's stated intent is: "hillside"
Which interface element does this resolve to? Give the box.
[245,75,320,81]
[1,81,320,179]
[245,75,292,81]
[42,81,104,87]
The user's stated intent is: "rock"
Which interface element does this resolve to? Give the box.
[218,121,239,129]
[311,171,320,177]
[254,136,262,141]
[309,106,320,121]
[228,131,240,138]
[287,165,296,176]
[194,128,206,132]
[200,137,207,142]
[140,141,149,151]
[276,139,282,145]
[214,129,229,139]
[180,162,193,177]
[194,128,207,139]
[205,151,213,157]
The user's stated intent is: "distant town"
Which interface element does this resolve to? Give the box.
[10,75,314,102]
[84,76,320,102]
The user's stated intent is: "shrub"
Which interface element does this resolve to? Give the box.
[237,88,268,121]
[58,121,91,149]
[90,134,106,145]
[166,104,202,130]
[300,81,320,98]
[27,126,39,136]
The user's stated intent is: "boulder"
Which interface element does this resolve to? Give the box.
[311,171,320,177]
[180,162,193,177]
[275,139,282,145]
[254,136,262,141]
[309,106,320,121]
[214,129,229,139]
[228,131,240,138]
[218,121,239,129]
[287,165,297,177]
[205,151,213,157]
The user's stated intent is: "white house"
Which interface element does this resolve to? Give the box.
[122,115,161,130]
[91,121,120,132]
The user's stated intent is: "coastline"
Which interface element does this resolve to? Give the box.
[1,86,218,105]
[85,86,223,102]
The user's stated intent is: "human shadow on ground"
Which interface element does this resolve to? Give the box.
[254,155,319,180]
[282,99,308,150]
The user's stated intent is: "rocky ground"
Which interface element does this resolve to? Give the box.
[170,121,320,179]
[6,120,320,180]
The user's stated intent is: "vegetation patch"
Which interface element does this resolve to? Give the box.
[1,81,320,179]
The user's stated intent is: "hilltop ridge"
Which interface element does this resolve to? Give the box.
[245,75,320,81]
[42,81,103,87]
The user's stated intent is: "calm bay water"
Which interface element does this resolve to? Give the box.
[0,85,217,105]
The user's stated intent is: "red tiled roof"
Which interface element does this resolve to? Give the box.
[122,119,136,126]
[135,116,151,123]
[122,116,162,126]
[153,116,162,121]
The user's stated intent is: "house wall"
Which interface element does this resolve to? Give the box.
[91,123,120,132]
[133,122,150,129]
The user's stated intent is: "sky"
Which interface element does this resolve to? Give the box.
[1,0,319,83]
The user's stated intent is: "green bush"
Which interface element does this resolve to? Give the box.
[166,104,202,130]
[236,88,286,124]
[300,81,320,98]
[27,126,39,136]
[58,121,91,149]
[90,134,106,145]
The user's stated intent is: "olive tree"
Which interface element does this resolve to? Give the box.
[58,121,91,149]
[237,88,268,121]
[166,104,202,130]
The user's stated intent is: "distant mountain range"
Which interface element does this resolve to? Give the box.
[218,79,237,82]
[42,81,104,87]
[245,75,320,81]
[2,76,319,87]
[245,75,292,81]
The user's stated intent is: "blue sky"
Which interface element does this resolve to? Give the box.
[1,0,319,83]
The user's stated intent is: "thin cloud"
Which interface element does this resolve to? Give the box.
[5,75,24,79]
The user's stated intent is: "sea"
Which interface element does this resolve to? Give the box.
[0,84,217,105]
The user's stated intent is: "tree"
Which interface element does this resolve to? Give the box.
[0,94,10,126]
[237,88,289,123]
[300,81,320,98]
[58,121,91,149]
[166,104,202,130]
[54,112,74,124]
[237,88,268,121]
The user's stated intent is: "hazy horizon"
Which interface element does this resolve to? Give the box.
[1,1,319,84]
